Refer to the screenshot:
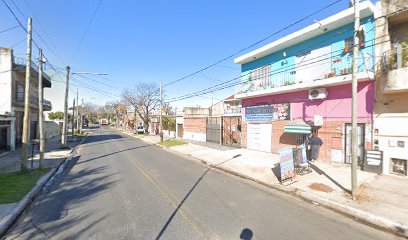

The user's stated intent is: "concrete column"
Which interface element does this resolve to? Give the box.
[10,118,15,151]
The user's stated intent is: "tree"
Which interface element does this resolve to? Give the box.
[122,82,160,133]
[81,102,99,122]
[48,111,72,122]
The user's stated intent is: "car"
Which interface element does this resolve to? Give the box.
[135,126,145,134]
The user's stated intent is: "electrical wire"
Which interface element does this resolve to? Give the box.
[164,0,345,87]
[0,25,18,34]
[165,36,396,103]
[70,0,103,62]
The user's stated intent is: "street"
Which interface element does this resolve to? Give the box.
[3,127,402,240]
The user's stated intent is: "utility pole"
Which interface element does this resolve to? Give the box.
[80,98,84,133]
[61,66,70,147]
[351,0,360,199]
[21,18,33,170]
[76,89,79,134]
[38,48,45,168]
[159,81,163,142]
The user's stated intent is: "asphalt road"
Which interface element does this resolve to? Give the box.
[3,127,403,240]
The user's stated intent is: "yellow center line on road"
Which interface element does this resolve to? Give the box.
[111,141,222,239]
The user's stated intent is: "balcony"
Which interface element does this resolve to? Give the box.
[235,54,374,99]
[223,106,242,116]
[13,56,52,87]
[43,99,52,111]
[382,43,408,94]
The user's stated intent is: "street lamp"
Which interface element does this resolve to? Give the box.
[61,68,107,147]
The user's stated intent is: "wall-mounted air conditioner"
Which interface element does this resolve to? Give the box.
[309,88,327,100]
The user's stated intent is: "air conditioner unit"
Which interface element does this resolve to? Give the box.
[309,88,327,100]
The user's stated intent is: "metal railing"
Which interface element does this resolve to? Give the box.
[13,56,51,80]
[382,43,408,71]
[224,107,242,115]
[236,54,374,94]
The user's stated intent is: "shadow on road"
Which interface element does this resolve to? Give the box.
[155,154,241,239]
[240,228,254,240]
[5,156,118,240]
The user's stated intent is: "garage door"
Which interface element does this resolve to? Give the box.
[247,123,272,152]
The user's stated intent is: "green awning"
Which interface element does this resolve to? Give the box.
[284,121,312,134]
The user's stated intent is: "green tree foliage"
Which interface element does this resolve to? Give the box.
[162,116,176,131]
[48,111,72,121]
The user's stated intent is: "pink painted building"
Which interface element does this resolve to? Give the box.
[233,3,377,163]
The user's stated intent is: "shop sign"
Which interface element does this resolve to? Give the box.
[279,147,295,183]
[245,104,290,121]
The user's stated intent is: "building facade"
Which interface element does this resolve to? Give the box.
[0,48,52,152]
[234,2,377,164]
[373,0,408,175]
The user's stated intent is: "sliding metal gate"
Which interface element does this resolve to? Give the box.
[206,117,221,143]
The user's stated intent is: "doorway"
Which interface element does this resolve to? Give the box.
[345,123,365,165]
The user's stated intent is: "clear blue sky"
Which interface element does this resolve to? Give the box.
[0,0,353,111]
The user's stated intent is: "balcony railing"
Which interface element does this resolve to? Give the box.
[13,56,51,80]
[381,43,408,93]
[224,106,242,115]
[236,54,374,95]
[43,99,52,110]
[382,43,408,71]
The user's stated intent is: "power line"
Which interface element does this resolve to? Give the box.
[165,36,393,103]
[70,0,103,61]
[0,25,19,34]
[164,0,344,87]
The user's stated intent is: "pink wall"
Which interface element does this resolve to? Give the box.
[242,81,374,122]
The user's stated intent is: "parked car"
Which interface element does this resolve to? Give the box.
[101,119,108,125]
[135,126,145,134]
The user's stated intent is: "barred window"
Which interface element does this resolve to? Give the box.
[250,65,270,88]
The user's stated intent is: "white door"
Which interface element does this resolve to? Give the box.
[247,123,272,152]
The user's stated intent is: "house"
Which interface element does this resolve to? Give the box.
[183,101,223,143]
[233,1,377,164]
[0,48,52,152]
[373,0,408,176]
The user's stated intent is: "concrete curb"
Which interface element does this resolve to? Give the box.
[122,131,408,238]
[0,134,88,237]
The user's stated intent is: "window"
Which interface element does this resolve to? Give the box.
[16,84,24,102]
[250,65,270,88]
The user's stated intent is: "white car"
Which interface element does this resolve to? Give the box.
[136,126,145,134]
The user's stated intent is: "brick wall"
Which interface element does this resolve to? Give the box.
[241,120,350,162]
[183,118,206,134]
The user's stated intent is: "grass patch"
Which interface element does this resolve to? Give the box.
[72,132,87,137]
[158,140,187,147]
[0,169,49,204]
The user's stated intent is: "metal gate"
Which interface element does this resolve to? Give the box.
[223,116,241,146]
[206,117,221,143]
[177,124,183,138]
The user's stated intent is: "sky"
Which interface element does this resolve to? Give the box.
[0,0,356,111]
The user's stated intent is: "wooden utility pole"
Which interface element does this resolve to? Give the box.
[80,98,84,133]
[61,66,70,147]
[21,18,33,170]
[159,81,163,142]
[76,89,79,134]
[38,48,45,168]
[351,0,360,199]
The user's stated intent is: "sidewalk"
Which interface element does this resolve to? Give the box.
[121,130,408,237]
[0,136,79,173]
[0,135,83,235]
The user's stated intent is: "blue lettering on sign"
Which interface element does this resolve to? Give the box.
[245,104,290,121]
